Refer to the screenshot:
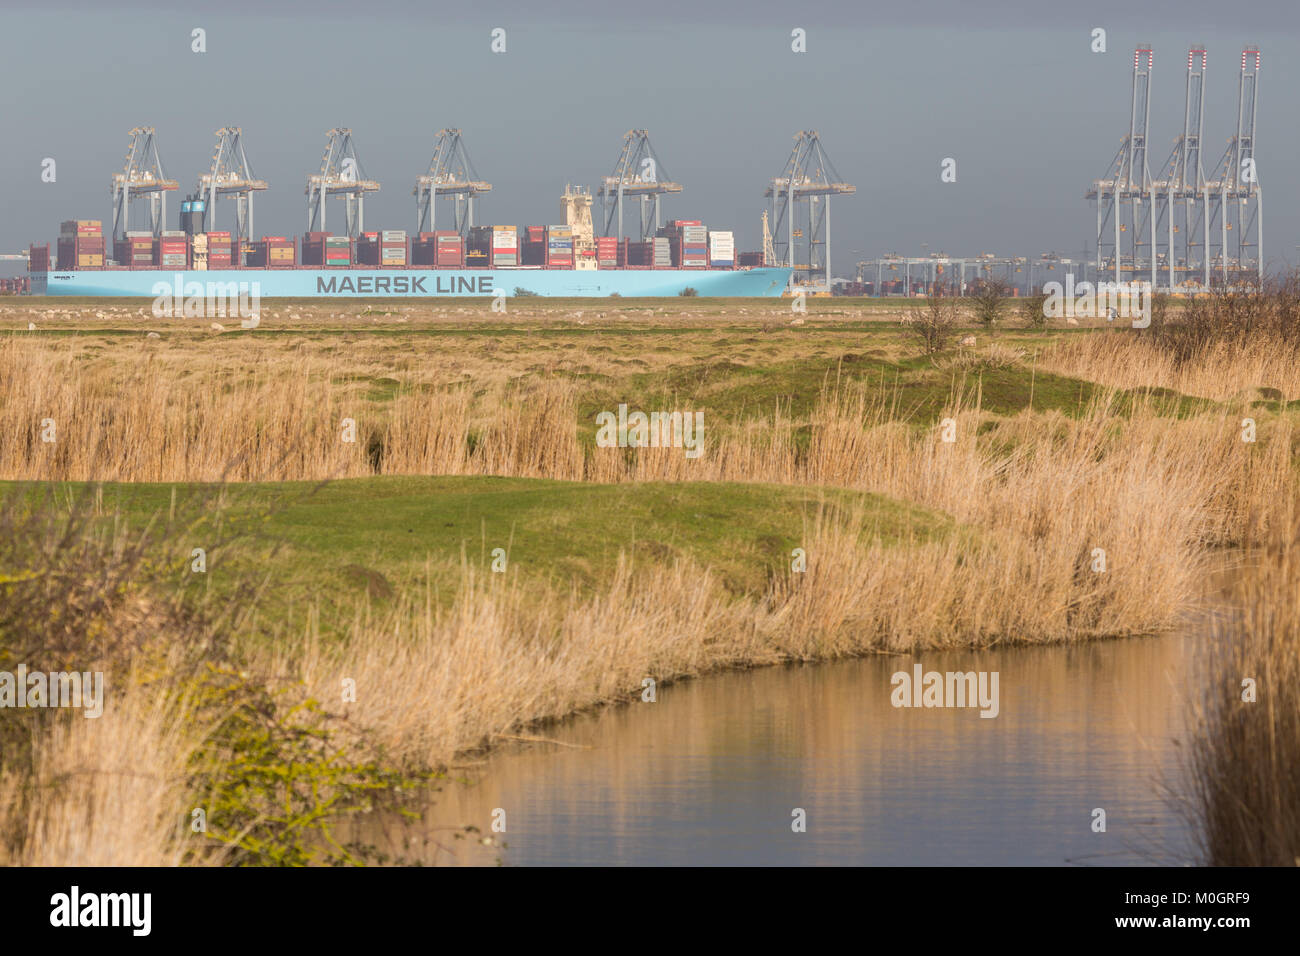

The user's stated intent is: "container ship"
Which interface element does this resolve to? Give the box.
[26,210,791,299]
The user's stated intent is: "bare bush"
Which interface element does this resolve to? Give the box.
[904,292,958,354]
[972,276,1011,329]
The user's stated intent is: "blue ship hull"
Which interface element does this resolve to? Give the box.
[31,267,792,298]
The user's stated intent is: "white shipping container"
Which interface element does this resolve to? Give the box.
[381,230,406,241]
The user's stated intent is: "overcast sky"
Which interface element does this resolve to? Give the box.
[2,0,1296,277]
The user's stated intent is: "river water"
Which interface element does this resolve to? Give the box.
[371,628,1210,866]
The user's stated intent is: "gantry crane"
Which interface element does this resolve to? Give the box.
[196,127,267,242]
[110,127,178,240]
[413,129,491,236]
[1152,47,1209,289]
[1206,48,1262,283]
[305,128,379,238]
[1087,46,1156,287]
[764,131,855,290]
[598,130,682,240]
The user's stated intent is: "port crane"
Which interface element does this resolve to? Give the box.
[413,129,492,237]
[1151,47,1209,289]
[1087,46,1156,287]
[1205,48,1262,283]
[598,130,682,241]
[197,127,266,242]
[306,128,379,239]
[764,131,855,291]
[110,127,178,241]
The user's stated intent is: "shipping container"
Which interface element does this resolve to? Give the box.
[27,244,50,272]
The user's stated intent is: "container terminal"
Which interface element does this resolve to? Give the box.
[18,127,843,299]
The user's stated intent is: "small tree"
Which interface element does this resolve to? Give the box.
[679,287,698,297]
[905,290,958,354]
[972,276,1011,329]
[1020,292,1049,329]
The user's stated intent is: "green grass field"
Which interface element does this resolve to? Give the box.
[21,477,950,632]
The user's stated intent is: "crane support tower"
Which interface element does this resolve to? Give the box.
[110,127,179,240]
[197,127,267,242]
[764,131,855,292]
[306,128,380,239]
[413,129,492,237]
[1152,47,1209,290]
[1087,46,1156,288]
[1206,48,1262,284]
[598,130,682,241]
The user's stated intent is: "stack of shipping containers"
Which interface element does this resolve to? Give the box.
[465,227,490,268]
[707,230,734,268]
[248,237,295,268]
[660,221,707,268]
[301,232,329,265]
[521,226,546,265]
[30,209,764,277]
[113,232,155,269]
[380,230,407,267]
[595,236,619,269]
[269,238,296,268]
[208,232,233,269]
[621,239,649,268]
[358,230,407,267]
[28,243,50,273]
[546,225,573,269]
[155,230,188,270]
[653,235,671,268]
[435,232,464,268]
[490,225,517,267]
[357,232,380,265]
[324,235,351,267]
[412,233,436,266]
[413,231,465,267]
[57,220,105,270]
[191,233,208,270]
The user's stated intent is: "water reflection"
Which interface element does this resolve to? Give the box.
[369,632,1204,866]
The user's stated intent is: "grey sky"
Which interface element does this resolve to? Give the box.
[2,0,1296,277]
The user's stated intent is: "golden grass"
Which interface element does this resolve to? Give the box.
[0,658,213,866]
[1180,505,1300,865]
[1039,330,1300,401]
[279,471,1216,770]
